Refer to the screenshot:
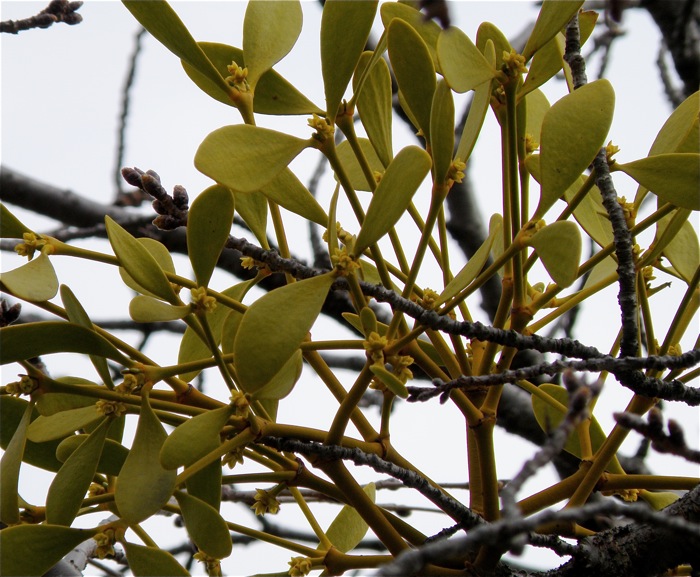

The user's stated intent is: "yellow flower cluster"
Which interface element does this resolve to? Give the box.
[191,286,217,313]
[251,488,281,516]
[95,400,127,418]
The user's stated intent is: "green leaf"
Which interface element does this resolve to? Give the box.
[259,169,328,226]
[233,190,269,247]
[321,0,378,120]
[243,0,302,92]
[522,0,584,61]
[325,483,375,552]
[115,393,177,524]
[0,400,31,525]
[369,364,408,398]
[656,210,699,283]
[617,154,700,211]
[354,52,393,168]
[118,237,177,298]
[648,91,699,156]
[639,489,680,511]
[106,216,180,304]
[195,125,308,193]
[182,42,322,115]
[160,404,233,470]
[536,79,615,219]
[61,285,114,389]
[129,295,190,323]
[523,89,551,146]
[430,79,455,185]
[520,34,564,99]
[380,2,441,70]
[175,491,233,560]
[0,321,129,366]
[27,405,103,443]
[122,1,227,95]
[0,203,32,238]
[234,273,334,394]
[476,22,511,71]
[526,221,582,288]
[437,26,494,94]
[354,146,432,256]
[0,524,98,577]
[252,349,303,401]
[46,417,110,526]
[123,540,190,577]
[532,384,623,473]
[188,185,234,288]
[35,377,98,416]
[186,459,223,511]
[0,252,58,302]
[388,19,436,139]
[56,434,129,477]
[334,138,385,192]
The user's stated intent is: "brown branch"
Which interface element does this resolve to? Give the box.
[0,1,82,34]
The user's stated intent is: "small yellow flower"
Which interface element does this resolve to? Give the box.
[387,354,414,383]
[288,556,312,577]
[4,375,38,396]
[194,551,222,575]
[372,170,384,184]
[308,113,335,141]
[605,140,620,163]
[524,134,539,154]
[668,343,682,356]
[225,61,249,91]
[222,445,245,469]
[88,483,107,498]
[251,488,280,516]
[617,196,636,228]
[191,286,217,313]
[93,529,116,559]
[419,288,440,310]
[95,400,127,418]
[331,247,360,276]
[229,391,250,418]
[447,160,466,184]
[116,372,143,395]
[14,232,48,260]
[501,49,528,78]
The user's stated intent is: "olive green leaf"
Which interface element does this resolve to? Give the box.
[259,168,328,226]
[0,321,129,366]
[617,154,700,211]
[186,459,223,511]
[354,52,393,168]
[175,490,233,560]
[56,434,129,477]
[321,0,378,120]
[195,125,308,193]
[369,364,408,398]
[455,40,495,163]
[476,22,511,70]
[234,273,334,394]
[27,405,103,443]
[523,89,551,146]
[380,2,441,69]
[61,285,114,389]
[535,79,615,219]
[522,0,584,61]
[388,19,436,140]
[430,79,455,185]
[160,404,233,470]
[656,210,699,283]
[1,203,32,238]
[639,490,680,511]
[325,483,376,552]
[0,252,58,302]
[0,400,31,525]
[106,217,180,305]
[182,42,322,115]
[526,221,582,288]
[233,190,269,247]
[129,296,191,323]
[46,417,110,526]
[582,254,617,291]
[437,26,495,94]
[122,1,227,95]
[122,540,190,577]
[252,349,304,401]
[115,393,177,524]
[532,384,623,473]
[0,524,99,577]
[353,146,432,256]
[118,237,177,299]
[243,0,302,92]
[188,185,234,288]
[35,377,100,416]
[335,138,385,192]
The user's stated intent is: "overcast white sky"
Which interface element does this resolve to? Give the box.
[1,2,698,575]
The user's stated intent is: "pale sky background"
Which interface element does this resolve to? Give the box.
[1,1,698,575]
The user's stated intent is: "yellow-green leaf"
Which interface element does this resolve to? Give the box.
[0,252,58,302]
[476,22,511,70]
[325,483,375,552]
[118,237,176,299]
[46,417,110,526]
[0,524,98,577]
[380,2,441,70]
[354,52,393,168]
[335,138,384,192]
[388,19,435,139]
[369,364,408,398]
[27,405,103,443]
[233,190,269,247]
[106,217,180,304]
[123,540,190,577]
[0,203,32,238]
[188,185,234,288]
[437,26,494,94]
[656,210,699,283]
[521,33,564,99]
[195,125,308,193]
[160,404,233,470]
[259,168,328,226]
[536,79,615,219]
[175,490,233,560]
[522,0,584,61]
[0,400,31,525]
[115,393,176,524]
[234,273,334,394]
[617,154,700,211]
[252,349,303,401]
[129,295,190,323]
[243,0,302,91]
[354,146,432,256]
[639,489,680,510]
[523,89,551,146]
[56,434,128,477]
[526,221,581,288]
[647,91,699,157]
[430,79,455,185]
[321,0,378,120]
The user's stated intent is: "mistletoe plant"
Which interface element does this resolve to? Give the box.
[1,1,699,576]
